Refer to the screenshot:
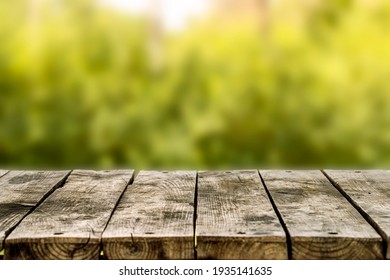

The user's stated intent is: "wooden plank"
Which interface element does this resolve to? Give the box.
[260,170,383,259]
[0,170,70,251]
[4,169,134,260]
[102,171,196,260]
[324,170,390,259]
[196,170,287,260]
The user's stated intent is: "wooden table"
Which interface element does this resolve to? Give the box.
[0,169,389,260]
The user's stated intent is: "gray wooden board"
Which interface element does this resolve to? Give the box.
[4,169,134,260]
[260,170,383,259]
[0,170,70,251]
[102,171,196,259]
[196,170,287,260]
[324,170,390,259]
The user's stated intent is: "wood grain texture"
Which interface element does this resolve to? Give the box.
[196,170,287,260]
[4,169,134,260]
[102,171,196,260]
[260,170,383,259]
[324,170,390,259]
[0,170,69,251]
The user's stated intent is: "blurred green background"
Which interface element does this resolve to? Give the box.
[1,0,390,169]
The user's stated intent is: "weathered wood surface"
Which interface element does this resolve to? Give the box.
[196,170,287,259]
[4,170,134,260]
[260,170,383,259]
[324,170,390,259]
[0,170,70,251]
[0,170,8,178]
[102,171,196,259]
[1,169,390,260]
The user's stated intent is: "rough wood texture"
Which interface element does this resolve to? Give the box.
[103,171,196,260]
[4,170,134,260]
[0,170,69,251]
[260,170,383,259]
[196,170,287,260]
[0,170,8,178]
[324,170,390,259]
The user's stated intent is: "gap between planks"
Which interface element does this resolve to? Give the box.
[4,170,134,260]
[99,172,136,259]
[261,170,383,259]
[322,170,390,260]
[193,172,199,259]
[322,170,388,257]
[102,171,197,259]
[196,170,287,259]
[0,170,10,179]
[0,170,72,253]
[258,171,292,260]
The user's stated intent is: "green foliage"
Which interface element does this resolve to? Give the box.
[1,0,389,169]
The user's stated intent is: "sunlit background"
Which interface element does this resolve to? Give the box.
[1,0,390,169]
